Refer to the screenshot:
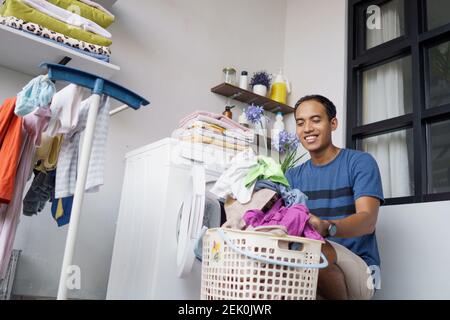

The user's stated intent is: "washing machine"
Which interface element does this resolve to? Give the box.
[106,138,232,299]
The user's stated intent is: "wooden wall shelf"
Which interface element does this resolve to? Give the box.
[211,83,294,115]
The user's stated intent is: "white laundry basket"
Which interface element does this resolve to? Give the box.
[201,228,328,300]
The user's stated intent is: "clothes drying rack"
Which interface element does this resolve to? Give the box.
[39,63,150,300]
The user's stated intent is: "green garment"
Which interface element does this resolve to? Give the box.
[244,156,290,188]
[0,0,112,46]
[47,0,114,29]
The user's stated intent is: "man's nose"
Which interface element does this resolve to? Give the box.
[304,121,313,132]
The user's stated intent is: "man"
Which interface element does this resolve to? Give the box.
[285,95,384,300]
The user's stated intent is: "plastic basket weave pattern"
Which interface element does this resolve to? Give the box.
[201,228,325,300]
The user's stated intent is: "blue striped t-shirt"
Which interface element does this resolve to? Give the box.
[285,148,384,268]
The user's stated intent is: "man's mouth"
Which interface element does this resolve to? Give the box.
[304,135,319,144]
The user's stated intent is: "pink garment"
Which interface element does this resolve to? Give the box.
[0,107,51,279]
[179,111,251,132]
[244,199,324,241]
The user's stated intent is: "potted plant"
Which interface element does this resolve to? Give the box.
[250,71,272,96]
[272,130,306,173]
[245,104,269,153]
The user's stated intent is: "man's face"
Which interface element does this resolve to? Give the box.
[295,100,337,153]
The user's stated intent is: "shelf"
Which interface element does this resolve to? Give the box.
[0,24,119,79]
[211,83,294,115]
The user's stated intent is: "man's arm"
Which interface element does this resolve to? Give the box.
[309,196,380,238]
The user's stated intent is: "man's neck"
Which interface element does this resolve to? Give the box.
[310,145,340,166]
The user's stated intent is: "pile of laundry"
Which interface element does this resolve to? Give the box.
[0,0,114,62]
[210,149,323,241]
[173,111,254,153]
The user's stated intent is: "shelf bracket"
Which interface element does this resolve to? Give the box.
[58,56,72,66]
[229,92,242,100]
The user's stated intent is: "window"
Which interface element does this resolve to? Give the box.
[365,0,405,49]
[429,120,450,193]
[427,40,450,108]
[347,0,450,205]
[426,0,450,31]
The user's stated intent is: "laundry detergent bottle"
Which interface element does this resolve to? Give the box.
[269,68,291,104]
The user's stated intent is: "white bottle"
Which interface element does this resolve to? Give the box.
[239,71,249,90]
[271,112,285,150]
[238,110,249,128]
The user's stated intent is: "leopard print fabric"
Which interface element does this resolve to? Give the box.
[0,16,111,56]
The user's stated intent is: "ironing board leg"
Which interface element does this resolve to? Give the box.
[57,93,101,300]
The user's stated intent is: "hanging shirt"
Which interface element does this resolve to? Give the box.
[0,107,51,279]
[285,148,384,268]
[0,98,23,204]
[46,84,85,137]
[15,75,56,116]
[54,95,110,199]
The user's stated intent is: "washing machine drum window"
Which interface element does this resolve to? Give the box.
[176,165,221,278]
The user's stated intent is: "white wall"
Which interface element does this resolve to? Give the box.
[283,0,348,149]
[0,67,33,98]
[10,0,288,299]
[375,201,450,300]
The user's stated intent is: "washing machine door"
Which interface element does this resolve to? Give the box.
[176,165,206,278]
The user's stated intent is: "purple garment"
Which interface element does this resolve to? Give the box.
[0,107,51,279]
[243,199,324,241]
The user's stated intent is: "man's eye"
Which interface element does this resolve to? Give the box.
[313,119,321,123]
[297,122,304,126]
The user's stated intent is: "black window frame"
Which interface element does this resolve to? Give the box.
[347,0,450,205]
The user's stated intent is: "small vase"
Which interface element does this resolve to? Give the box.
[253,84,267,97]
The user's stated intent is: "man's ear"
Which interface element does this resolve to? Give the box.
[331,118,338,132]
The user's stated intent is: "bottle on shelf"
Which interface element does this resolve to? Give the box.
[239,71,249,90]
[238,110,249,128]
[222,105,235,119]
[269,68,291,104]
[271,112,285,151]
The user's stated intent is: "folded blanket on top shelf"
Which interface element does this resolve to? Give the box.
[47,0,114,28]
[22,0,111,39]
[40,34,110,62]
[77,0,115,20]
[0,0,112,46]
[0,16,111,58]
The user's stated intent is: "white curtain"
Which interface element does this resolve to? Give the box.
[362,1,412,198]
[366,0,403,49]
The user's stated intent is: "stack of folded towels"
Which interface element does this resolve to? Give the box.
[0,0,114,62]
[174,111,254,153]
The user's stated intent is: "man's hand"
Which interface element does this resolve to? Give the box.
[308,196,380,239]
[308,214,330,237]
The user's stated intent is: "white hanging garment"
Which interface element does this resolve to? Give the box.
[54,95,110,199]
[46,84,85,137]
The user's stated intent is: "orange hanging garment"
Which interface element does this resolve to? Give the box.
[0,98,23,204]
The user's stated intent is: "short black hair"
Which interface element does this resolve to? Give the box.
[294,95,337,120]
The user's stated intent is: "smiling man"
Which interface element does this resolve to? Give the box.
[285,95,384,300]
